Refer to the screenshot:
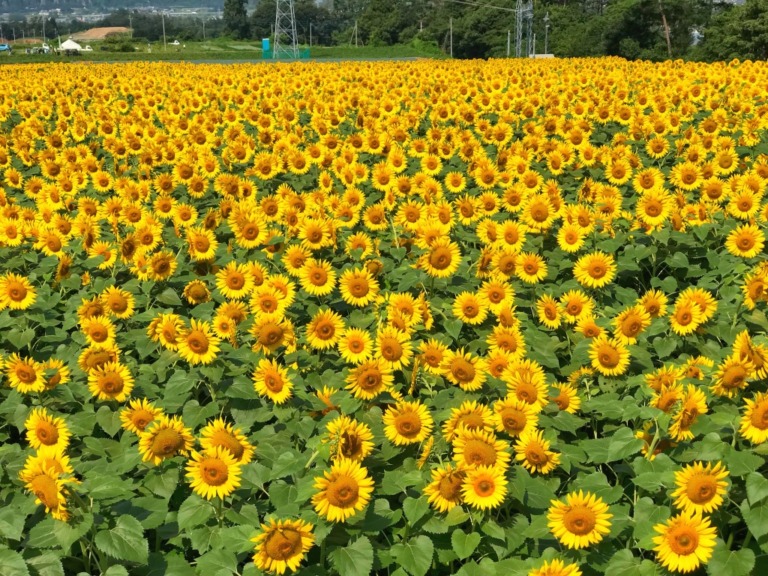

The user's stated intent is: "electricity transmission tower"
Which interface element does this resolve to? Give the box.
[515,0,533,57]
[274,0,299,59]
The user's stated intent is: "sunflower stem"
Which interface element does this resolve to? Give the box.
[726,530,734,550]
[743,530,752,549]
[216,496,224,528]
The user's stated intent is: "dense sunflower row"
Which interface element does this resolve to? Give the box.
[0,58,767,576]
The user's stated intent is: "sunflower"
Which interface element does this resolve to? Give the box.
[442,400,495,442]
[420,237,461,278]
[613,304,651,344]
[557,223,586,253]
[80,315,116,347]
[183,280,211,306]
[671,461,729,515]
[515,252,548,284]
[452,429,511,471]
[100,286,135,319]
[0,273,36,310]
[312,458,375,523]
[653,511,717,574]
[527,559,583,576]
[120,398,164,435]
[41,358,70,391]
[440,348,487,392]
[21,465,71,521]
[88,361,134,402]
[536,294,563,330]
[337,328,373,364]
[452,291,489,325]
[186,227,218,261]
[339,267,379,307]
[148,313,185,351]
[711,354,754,398]
[559,290,593,324]
[680,288,717,322]
[139,415,195,465]
[573,251,616,289]
[514,429,560,475]
[589,335,630,377]
[326,415,374,462]
[461,465,507,510]
[740,391,768,444]
[216,261,254,300]
[550,383,581,413]
[636,188,673,228]
[306,309,345,350]
[639,289,668,318]
[725,223,765,258]
[253,358,293,404]
[5,353,45,394]
[176,319,220,365]
[185,447,242,500]
[492,396,539,438]
[346,358,394,400]
[375,326,413,370]
[25,408,71,453]
[383,400,434,446]
[199,418,255,464]
[424,463,466,513]
[252,517,315,575]
[669,299,703,336]
[669,385,708,442]
[298,258,337,297]
[547,491,612,549]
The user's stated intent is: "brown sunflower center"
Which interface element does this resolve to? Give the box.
[265,529,302,561]
[151,429,184,457]
[326,476,360,507]
[597,344,620,368]
[348,278,369,297]
[450,357,476,383]
[667,526,699,555]
[16,364,37,384]
[722,365,747,389]
[462,439,497,466]
[30,474,60,510]
[200,458,229,486]
[210,430,244,459]
[89,325,109,343]
[186,330,210,354]
[36,421,59,445]
[525,443,549,465]
[474,478,495,496]
[500,408,527,434]
[394,413,422,438]
[359,368,382,390]
[99,372,124,394]
[226,272,245,290]
[315,320,336,340]
[438,473,464,500]
[260,323,284,346]
[379,337,403,361]
[130,409,155,432]
[686,475,717,504]
[429,246,452,270]
[563,506,597,536]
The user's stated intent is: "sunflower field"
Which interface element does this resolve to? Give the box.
[0,57,768,576]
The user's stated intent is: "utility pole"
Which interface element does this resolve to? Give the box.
[162,12,167,51]
[544,12,549,54]
[506,29,510,57]
[203,19,206,41]
[43,18,45,41]
[449,17,453,58]
[309,22,312,47]
[129,14,133,38]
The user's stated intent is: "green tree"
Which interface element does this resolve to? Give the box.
[224,0,250,39]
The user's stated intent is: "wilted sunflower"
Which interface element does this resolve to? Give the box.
[120,398,164,435]
[186,447,242,500]
[382,400,434,446]
[251,518,315,575]
[312,458,375,523]
[199,418,254,464]
[139,415,195,465]
[253,358,293,404]
[0,273,36,310]
[88,361,134,402]
[25,408,71,453]
[461,465,507,510]
[177,319,220,365]
[653,511,717,573]
[547,491,612,549]
[671,461,729,515]
[326,415,374,462]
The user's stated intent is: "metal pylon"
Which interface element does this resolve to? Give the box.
[515,0,533,57]
[274,0,299,59]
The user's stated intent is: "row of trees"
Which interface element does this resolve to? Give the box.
[7,0,768,61]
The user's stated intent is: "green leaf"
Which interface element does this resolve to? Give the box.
[178,494,214,531]
[0,504,26,539]
[707,542,755,576]
[605,549,658,576]
[392,536,434,576]
[195,549,237,575]
[53,513,93,550]
[95,515,149,564]
[0,550,29,576]
[741,499,768,539]
[329,536,374,576]
[96,405,123,437]
[582,427,644,464]
[6,327,36,350]
[571,472,623,504]
[157,287,182,306]
[26,552,65,576]
[633,498,670,549]
[103,567,130,576]
[747,473,768,505]
[451,529,481,560]
[403,497,430,525]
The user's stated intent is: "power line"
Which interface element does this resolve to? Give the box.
[444,0,517,13]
